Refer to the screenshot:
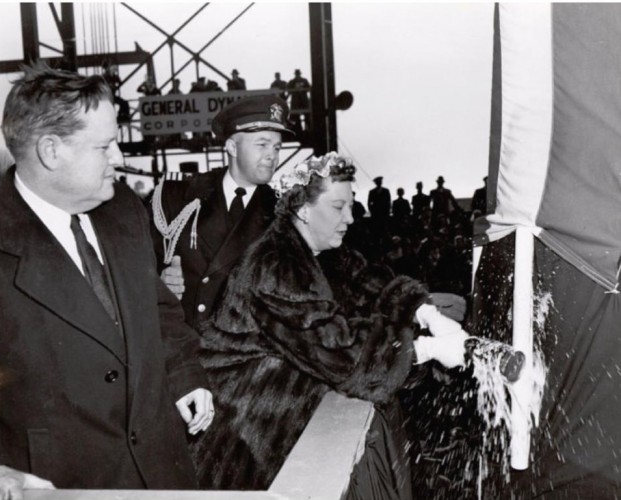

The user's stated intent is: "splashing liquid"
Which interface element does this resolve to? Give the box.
[465,334,548,498]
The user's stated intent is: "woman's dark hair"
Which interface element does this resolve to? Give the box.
[275,156,356,219]
[2,62,113,160]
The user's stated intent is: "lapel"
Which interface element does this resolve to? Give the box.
[179,168,274,274]
[0,169,126,363]
[188,169,228,253]
[89,192,148,390]
[207,183,274,275]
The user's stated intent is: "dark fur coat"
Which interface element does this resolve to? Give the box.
[192,216,429,490]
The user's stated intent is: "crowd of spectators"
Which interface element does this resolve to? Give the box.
[345,176,486,301]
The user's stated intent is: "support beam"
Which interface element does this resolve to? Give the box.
[20,3,39,64]
[0,48,151,74]
[59,3,77,71]
[309,3,337,155]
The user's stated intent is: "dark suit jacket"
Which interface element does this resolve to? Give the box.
[0,168,204,489]
[151,168,276,328]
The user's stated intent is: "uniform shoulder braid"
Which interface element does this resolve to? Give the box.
[151,179,201,265]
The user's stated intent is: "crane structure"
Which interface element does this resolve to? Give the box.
[0,3,349,179]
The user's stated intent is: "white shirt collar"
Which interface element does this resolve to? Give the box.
[223,168,257,209]
[14,171,103,270]
[15,171,71,229]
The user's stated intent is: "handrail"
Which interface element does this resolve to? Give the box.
[23,392,374,500]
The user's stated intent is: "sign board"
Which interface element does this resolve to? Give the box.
[138,89,281,136]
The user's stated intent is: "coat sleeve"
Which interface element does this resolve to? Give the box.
[156,277,206,401]
[251,275,428,405]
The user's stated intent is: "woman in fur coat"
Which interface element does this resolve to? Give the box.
[192,152,469,497]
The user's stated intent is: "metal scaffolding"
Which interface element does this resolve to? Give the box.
[0,3,346,179]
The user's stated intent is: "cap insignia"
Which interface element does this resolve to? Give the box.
[270,103,284,123]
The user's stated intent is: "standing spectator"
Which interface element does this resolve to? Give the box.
[0,63,212,497]
[430,176,460,219]
[287,69,311,133]
[136,75,160,96]
[411,181,431,219]
[192,76,222,93]
[227,69,246,91]
[368,176,391,250]
[392,187,411,237]
[168,78,183,95]
[392,187,411,221]
[352,190,367,220]
[270,71,287,100]
[190,76,207,93]
[367,176,391,222]
[206,78,223,91]
[345,191,369,255]
[150,95,293,328]
[471,176,488,214]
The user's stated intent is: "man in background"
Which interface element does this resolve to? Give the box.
[287,69,311,132]
[151,95,293,327]
[430,175,461,219]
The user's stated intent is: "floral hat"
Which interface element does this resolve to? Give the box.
[270,151,353,197]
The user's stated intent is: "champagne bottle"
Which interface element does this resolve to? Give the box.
[464,337,526,383]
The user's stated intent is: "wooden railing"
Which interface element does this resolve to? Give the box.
[24,392,375,500]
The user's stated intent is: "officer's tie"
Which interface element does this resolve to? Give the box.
[70,215,116,321]
[229,187,246,226]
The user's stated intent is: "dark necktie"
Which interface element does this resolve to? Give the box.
[70,215,116,321]
[229,187,246,226]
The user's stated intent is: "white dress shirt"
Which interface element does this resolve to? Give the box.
[222,169,257,210]
[14,172,104,275]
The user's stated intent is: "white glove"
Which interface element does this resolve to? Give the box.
[415,303,463,337]
[414,330,469,368]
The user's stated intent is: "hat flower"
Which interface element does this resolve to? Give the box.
[271,151,351,197]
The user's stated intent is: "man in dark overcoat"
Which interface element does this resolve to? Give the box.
[151,95,292,328]
[430,175,461,218]
[0,64,213,497]
[367,176,391,221]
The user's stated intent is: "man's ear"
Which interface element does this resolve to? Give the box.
[36,134,63,171]
[225,137,237,158]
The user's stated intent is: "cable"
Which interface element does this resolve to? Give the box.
[98,4,105,58]
[104,3,110,56]
[113,3,119,58]
[81,4,88,74]
[89,4,96,59]
[338,136,374,183]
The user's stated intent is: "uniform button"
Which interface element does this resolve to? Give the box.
[130,431,138,445]
[197,304,206,313]
[201,277,210,284]
[104,370,119,383]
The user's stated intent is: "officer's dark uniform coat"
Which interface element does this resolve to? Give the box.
[0,168,204,489]
[151,167,276,327]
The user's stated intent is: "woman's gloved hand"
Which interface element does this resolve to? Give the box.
[415,303,463,337]
[414,330,469,368]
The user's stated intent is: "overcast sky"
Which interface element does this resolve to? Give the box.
[0,2,494,200]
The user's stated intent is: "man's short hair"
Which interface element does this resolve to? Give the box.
[2,62,113,160]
